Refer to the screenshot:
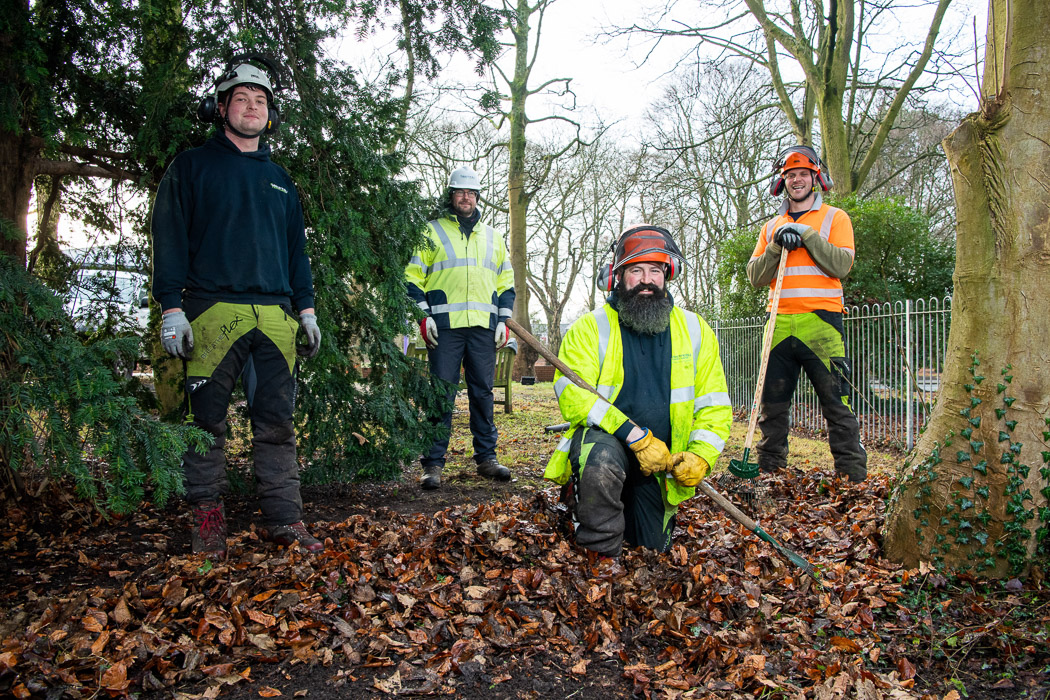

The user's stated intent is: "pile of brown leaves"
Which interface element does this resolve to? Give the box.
[1,469,1047,699]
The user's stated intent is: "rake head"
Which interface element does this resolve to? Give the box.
[728,447,761,479]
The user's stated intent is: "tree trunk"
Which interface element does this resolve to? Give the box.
[0,131,37,266]
[507,0,538,377]
[883,0,1050,577]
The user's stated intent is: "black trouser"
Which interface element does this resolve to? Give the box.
[182,299,303,525]
[422,326,497,467]
[565,428,675,556]
[757,311,866,480]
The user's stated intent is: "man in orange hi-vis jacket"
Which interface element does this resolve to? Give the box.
[746,146,866,482]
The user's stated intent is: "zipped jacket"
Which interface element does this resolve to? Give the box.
[405,214,515,330]
[545,304,732,506]
[747,194,854,314]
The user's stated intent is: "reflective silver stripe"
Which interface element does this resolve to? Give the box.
[554,376,572,398]
[594,307,611,376]
[483,225,496,272]
[431,258,475,272]
[683,310,703,370]
[586,398,613,427]
[432,220,458,261]
[779,287,843,299]
[409,255,428,275]
[763,219,776,243]
[555,435,571,454]
[819,207,837,240]
[596,385,616,399]
[694,391,731,411]
[498,307,512,318]
[690,428,726,452]
[670,386,695,404]
[785,265,831,278]
[416,301,430,312]
[429,301,499,314]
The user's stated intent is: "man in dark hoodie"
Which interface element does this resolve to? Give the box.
[405,167,516,490]
[545,225,732,558]
[151,62,323,559]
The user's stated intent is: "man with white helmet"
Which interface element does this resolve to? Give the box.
[151,59,324,559]
[747,145,866,482]
[545,225,732,558]
[405,166,516,490]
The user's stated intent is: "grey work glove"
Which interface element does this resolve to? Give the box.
[299,312,321,358]
[160,310,193,358]
[773,223,806,251]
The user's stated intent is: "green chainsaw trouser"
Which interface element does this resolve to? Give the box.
[563,428,678,556]
[757,310,867,482]
[182,299,304,526]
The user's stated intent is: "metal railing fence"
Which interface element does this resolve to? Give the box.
[712,297,951,451]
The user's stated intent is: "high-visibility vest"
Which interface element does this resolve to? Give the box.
[544,304,732,506]
[405,216,515,329]
[752,202,854,314]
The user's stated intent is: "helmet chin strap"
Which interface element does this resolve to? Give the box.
[224,120,267,140]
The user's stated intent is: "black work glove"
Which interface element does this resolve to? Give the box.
[773,223,805,252]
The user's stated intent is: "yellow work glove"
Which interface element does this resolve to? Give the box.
[670,452,710,487]
[627,429,673,476]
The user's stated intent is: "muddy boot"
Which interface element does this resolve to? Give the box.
[259,521,325,553]
[420,464,442,490]
[190,501,227,559]
[476,458,511,482]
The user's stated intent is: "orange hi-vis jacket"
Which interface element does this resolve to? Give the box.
[750,196,854,314]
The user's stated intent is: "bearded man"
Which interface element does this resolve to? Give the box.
[544,225,732,557]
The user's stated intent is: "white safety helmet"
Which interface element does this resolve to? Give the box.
[217,63,274,101]
[447,166,482,192]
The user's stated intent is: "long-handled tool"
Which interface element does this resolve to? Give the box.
[728,245,789,480]
[505,316,818,582]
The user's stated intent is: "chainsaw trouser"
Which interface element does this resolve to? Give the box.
[756,311,867,482]
[182,299,304,526]
[422,326,498,468]
[564,427,677,556]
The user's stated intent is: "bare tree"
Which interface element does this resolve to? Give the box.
[612,0,966,195]
[524,133,624,353]
[883,0,1050,576]
[488,0,591,374]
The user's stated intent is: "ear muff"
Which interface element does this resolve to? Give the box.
[596,263,615,291]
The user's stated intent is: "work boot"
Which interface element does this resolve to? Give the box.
[476,458,511,482]
[260,521,325,553]
[420,464,442,490]
[190,501,227,559]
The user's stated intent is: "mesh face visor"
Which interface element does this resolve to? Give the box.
[612,227,683,273]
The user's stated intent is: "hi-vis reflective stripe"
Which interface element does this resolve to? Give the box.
[429,301,498,314]
[554,376,615,400]
[695,391,731,411]
[595,307,612,376]
[587,398,613,427]
[409,255,429,275]
[684,311,703,369]
[432,220,499,272]
[555,434,571,455]
[779,288,843,299]
[763,206,839,244]
[690,428,726,451]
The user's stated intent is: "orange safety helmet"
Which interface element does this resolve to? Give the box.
[596,225,685,291]
[768,145,833,196]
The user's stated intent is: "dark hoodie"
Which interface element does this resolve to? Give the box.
[151,130,315,312]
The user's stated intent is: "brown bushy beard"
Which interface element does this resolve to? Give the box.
[616,281,673,335]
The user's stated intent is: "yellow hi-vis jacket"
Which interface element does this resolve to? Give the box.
[405,215,515,330]
[545,304,733,506]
